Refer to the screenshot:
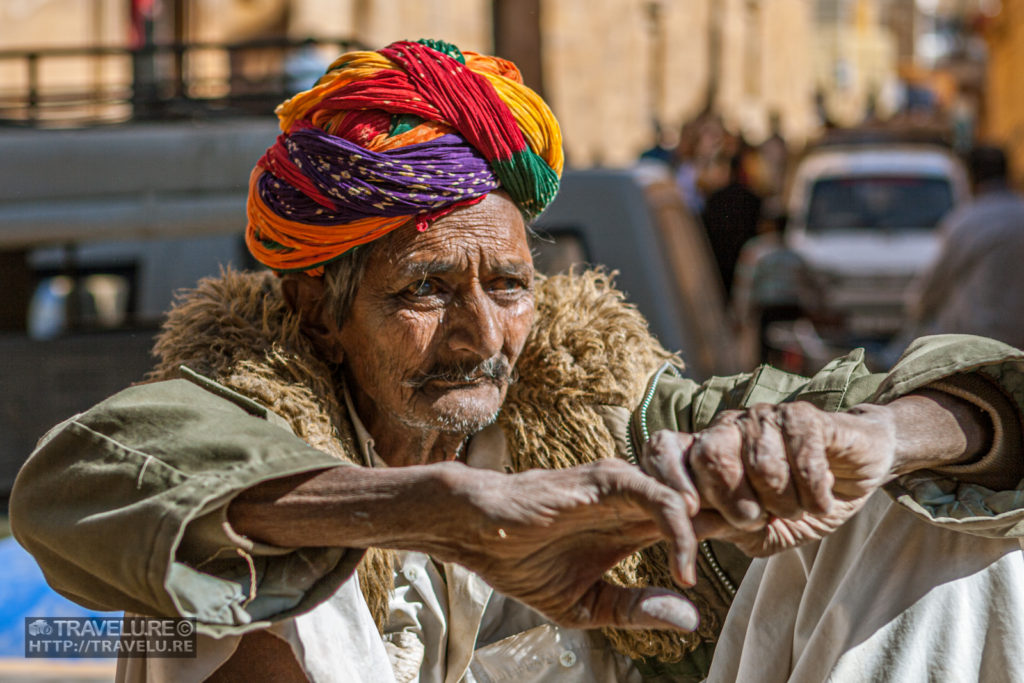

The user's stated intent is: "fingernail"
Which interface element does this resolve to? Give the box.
[682,562,697,587]
[683,492,701,517]
[675,554,697,586]
[638,595,699,631]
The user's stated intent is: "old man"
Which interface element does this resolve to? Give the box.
[11,40,1024,682]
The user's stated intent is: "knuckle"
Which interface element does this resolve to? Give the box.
[648,429,680,449]
[749,455,789,492]
[709,410,743,428]
[680,531,697,555]
[688,444,717,474]
[712,461,747,489]
[781,401,820,428]
[663,488,692,514]
[675,532,698,559]
[696,439,742,477]
[585,459,631,492]
[643,431,681,464]
[705,424,743,452]
[728,502,767,529]
[795,456,826,484]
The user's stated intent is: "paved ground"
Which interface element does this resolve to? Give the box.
[0,659,116,682]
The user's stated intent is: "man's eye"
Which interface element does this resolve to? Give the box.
[404,279,439,297]
[490,277,526,292]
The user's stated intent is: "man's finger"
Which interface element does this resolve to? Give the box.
[742,405,802,519]
[567,582,699,631]
[779,403,835,514]
[641,430,701,516]
[688,424,766,530]
[600,462,700,587]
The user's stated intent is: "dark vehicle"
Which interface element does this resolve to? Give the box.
[533,165,738,381]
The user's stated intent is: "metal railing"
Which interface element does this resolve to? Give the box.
[0,37,362,128]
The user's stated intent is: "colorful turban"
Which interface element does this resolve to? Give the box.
[246,39,564,274]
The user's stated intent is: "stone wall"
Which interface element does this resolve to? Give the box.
[982,3,1024,187]
[1,1,908,166]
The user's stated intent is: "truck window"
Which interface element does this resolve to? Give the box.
[807,176,954,232]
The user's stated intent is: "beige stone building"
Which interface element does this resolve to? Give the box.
[810,0,901,126]
[543,0,819,165]
[0,0,909,167]
[981,2,1024,187]
[0,1,132,121]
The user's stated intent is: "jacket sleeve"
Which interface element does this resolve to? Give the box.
[870,334,1024,539]
[638,333,1024,539]
[10,373,364,637]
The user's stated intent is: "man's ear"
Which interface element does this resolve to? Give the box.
[280,273,346,364]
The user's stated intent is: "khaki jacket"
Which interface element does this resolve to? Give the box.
[10,270,1024,680]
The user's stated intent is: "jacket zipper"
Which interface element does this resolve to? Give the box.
[628,363,737,599]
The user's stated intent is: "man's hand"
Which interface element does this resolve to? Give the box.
[641,402,896,556]
[641,391,990,557]
[433,459,702,631]
[230,458,701,632]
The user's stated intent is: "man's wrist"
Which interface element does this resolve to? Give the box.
[867,389,992,478]
[428,462,516,559]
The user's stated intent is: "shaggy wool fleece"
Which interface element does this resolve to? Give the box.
[148,267,722,662]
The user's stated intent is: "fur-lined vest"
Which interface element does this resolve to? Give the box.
[147,267,726,663]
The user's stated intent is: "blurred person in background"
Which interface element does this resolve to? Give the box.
[673,112,733,216]
[9,40,1024,683]
[903,144,1024,349]
[731,205,816,364]
[756,111,789,203]
[700,147,762,300]
[673,120,704,213]
[639,119,675,167]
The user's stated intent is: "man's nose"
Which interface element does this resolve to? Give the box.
[447,286,502,359]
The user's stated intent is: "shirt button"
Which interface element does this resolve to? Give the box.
[559,650,577,668]
[404,567,419,582]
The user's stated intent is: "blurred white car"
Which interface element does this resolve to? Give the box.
[785,142,969,342]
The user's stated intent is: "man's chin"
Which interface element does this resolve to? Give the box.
[410,382,504,434]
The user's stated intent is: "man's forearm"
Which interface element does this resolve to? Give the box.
[850,383,1024,492]
[851,388,993,478]
[227,462,485,559]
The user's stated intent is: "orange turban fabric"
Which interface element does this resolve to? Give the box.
[246,39,563,274]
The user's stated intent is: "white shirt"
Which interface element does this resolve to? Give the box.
[708,491,1024,682]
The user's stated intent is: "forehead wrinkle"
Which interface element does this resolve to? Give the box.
[367,193,530,283]
[388,230,529,277]
[397,259,458,279]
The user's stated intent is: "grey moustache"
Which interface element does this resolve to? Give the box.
[406,356,514,388]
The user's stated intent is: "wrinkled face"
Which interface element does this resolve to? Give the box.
[338,192,535,435]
